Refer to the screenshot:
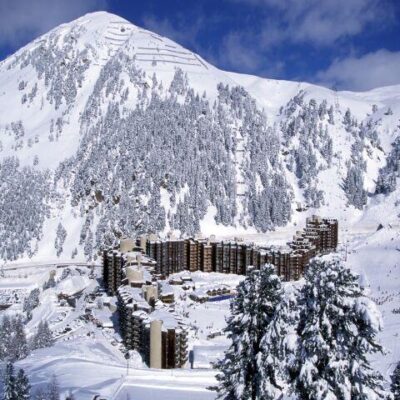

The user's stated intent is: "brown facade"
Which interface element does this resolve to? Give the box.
[161,328,188,369]
[103,215,338,369]
[304,215,338,252]
[138,216,338,281]
[200,243,213,273]
[146,239,187,276]
[117,286,188,369]
[102,250,124,296]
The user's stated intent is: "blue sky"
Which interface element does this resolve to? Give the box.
[0,0,399,91]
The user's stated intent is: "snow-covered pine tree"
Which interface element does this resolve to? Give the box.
[31,320,54,350]
[0,156,50,261]
[258,285,300,399]
[375,136,400,195]
[391,362,400,400]
[54,222,67,257]
[11,316,28,361]
[0,317,7,359]
[0,316,12,360]
[46,375,60,400]
[214,264,283,400]
[2,362,17,400]
[32,388,46,400]
[65,391,76,400]
[328,106,335,125]
[15,369,30,400]
[343,164,367,209]
[23,288,40,320]
[43,274,56,290]
[0,316,28,361]
[293,256,389,400]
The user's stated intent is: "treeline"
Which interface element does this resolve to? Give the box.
[0,43,395,261]
[11,23,92,110]
[0,316,54,362]
[57,64,292,257]
[280,92,334,207]
[376,136,400,195]
[1,363,73,400]
[0,157,50,260]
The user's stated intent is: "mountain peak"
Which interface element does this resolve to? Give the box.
[73,10,132,27]
[0,8,398,266]
[51,10,212,74]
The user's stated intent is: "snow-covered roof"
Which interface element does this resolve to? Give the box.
[149,308,183,331]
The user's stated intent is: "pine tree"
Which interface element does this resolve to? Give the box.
[293,257,389,400]
[2,362,17,400]
[31,320,54,350]
[12,316,28,361]
[258,285,299,399]
[0,315,30,361]
[214,264,283,400]
[0,317,6,359]
[23,288,40,320]
[15,368,30,400]
[32,388,46,400]
[0,315,12,360]
[328,106,335,125]
[43,273,56,290]
[391,362,400,400]
[54,223,67,257]
[343,164,367,209]
[46,375,60,400]
[65,392,76,400]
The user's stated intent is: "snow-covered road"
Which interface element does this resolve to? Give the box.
[113,369,216,400]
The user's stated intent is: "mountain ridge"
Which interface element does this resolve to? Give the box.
[0,11,399,263]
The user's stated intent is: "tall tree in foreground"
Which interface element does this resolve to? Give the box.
[391,362,400,400]
[214,264,283,400]
[2,364,30,400]
[293,257,389,400]
[258,285,300,399]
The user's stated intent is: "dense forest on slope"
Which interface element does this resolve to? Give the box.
[0,12,398,261]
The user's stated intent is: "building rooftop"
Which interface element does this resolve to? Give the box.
[149,308,184,331]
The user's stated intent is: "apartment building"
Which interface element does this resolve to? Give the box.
[138,215,338,280]
[304,215,338,252]
[103,216,338,369]
[117,286,188,369]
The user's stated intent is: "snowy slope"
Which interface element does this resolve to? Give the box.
[0,11,398,263]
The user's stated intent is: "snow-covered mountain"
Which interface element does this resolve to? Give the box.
[0,11,399,262]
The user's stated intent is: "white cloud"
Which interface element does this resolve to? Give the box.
[316,50,400,91]
[0,0,108,48]
[220,32,264,71]
[141,14,204,49]
[231,0,391,47]
[190,28,284,78]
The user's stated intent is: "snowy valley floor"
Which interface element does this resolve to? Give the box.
[1,224,399,400]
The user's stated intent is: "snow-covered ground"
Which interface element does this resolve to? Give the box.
[347,226,400,379]
[0,222,398,399]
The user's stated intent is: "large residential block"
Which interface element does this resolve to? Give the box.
[102,215,338,369]
[135,216,338,280]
